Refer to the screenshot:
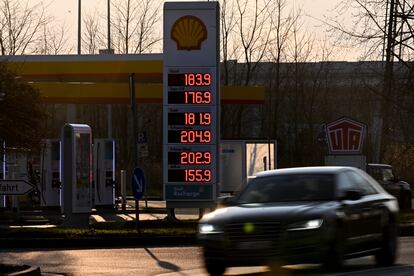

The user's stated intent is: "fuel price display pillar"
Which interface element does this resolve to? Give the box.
[163,2,219,208]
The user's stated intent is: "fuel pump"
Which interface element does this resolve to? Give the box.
[40,139,61,208]
[93,139,115,208]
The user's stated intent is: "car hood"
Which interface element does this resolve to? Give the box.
[201,201,337,225]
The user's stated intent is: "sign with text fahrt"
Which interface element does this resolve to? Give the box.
[0,180,35,195]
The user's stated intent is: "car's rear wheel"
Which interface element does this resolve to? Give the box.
[375,222,397,266]
[323,228,345,271]
[204,259,226,276]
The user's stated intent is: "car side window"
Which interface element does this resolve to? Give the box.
[346,171,378,196]
[336,172,357,198]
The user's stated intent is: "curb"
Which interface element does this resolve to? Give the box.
[0,235,198,249]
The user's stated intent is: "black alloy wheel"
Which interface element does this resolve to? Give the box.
[323,228,345,271]
[375,222,397,266]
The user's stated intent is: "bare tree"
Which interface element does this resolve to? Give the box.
[0,0,47,55]
[325,0,387,61]
[220,0,239,85]
[34,22,72,55]
[82,12,105,54]
[111,0,162,54]
[235,0,272,86]
[266,0,298,139]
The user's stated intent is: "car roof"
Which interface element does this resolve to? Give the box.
[255,166,353,178]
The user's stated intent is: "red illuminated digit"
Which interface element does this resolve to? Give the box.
[180,131,187,143]
[180,152,188,164]
[195,152,202,164]
[204,74,211,85]
[184,91,194,103]
[205,170,211,181]
[204,131,211,143]
[185,113,195,125]
[195,93,203,104]
[195,170,202,181]
[185,74,195,86]
[195,74,202,86]
[189,152,195,164]
[204,152,211,164]
[204,92,211,103]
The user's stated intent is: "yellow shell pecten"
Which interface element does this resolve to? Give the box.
[171,16,207,50]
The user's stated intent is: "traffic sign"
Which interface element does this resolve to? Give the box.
[131,167,145,200]
[0,180,35,195]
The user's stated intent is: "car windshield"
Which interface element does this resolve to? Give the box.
[236,173,335,204]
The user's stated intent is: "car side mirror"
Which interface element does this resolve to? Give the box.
[344,190,362,201]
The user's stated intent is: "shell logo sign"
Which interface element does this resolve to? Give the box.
[325,117,366,154]
[171,16,207,50]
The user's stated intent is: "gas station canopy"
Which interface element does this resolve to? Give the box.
[2,54,264,104]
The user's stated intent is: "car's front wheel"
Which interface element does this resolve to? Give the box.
[204,259,226,276]
[323,228,345,271]
[375,222,397,266]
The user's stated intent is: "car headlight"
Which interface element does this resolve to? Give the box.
[198,224,223,234]
[288,219,323,231]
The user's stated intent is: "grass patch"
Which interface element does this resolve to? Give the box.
[0,220,198,239]
[399,210,414,223]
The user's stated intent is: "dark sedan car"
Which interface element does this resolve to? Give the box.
[198,167,399,275]
[366,163,412,209]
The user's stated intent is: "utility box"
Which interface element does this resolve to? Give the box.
[220,140,277,194]
[324,155,366,170]
[40,139,61,208]
[93,139,115,208]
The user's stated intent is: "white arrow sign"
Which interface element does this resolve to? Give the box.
[0,180,35,195]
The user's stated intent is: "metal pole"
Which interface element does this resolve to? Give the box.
[77,0,81,55]
[121,170,126,210]
[129,74,138,168]
[377,0,396,162]
[107,0,111,51]
[129,74,140,233]
[107,0,112,138]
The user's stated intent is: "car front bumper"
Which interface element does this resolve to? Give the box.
[199,227,331,267]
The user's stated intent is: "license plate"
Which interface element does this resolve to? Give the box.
[237,240,273,250]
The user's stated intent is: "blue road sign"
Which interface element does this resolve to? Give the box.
[131,167,145,200]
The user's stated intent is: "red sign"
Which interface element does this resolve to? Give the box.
[325,117,366,154]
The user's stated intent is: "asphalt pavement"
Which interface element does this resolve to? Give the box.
[1,239,414,276]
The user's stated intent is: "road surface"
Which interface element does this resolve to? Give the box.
[0,237,413,275]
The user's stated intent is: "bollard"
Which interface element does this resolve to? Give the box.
[121,170,126,210]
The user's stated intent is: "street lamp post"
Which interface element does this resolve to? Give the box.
[107,0,112,138]
[78,0,81,55]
